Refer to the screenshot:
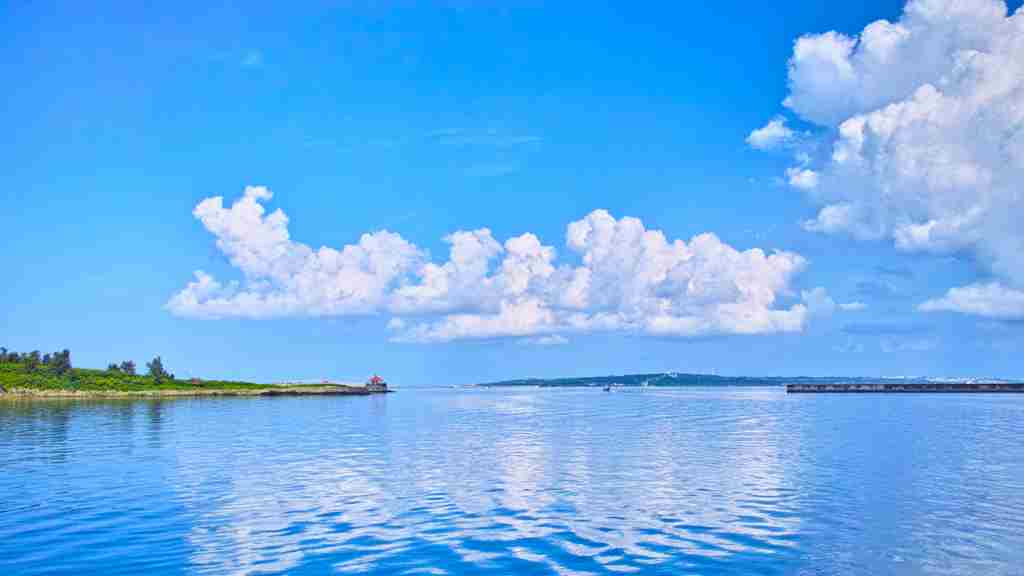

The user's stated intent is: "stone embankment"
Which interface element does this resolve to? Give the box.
[787,382,1024,393]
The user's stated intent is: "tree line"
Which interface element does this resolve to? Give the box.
[1,347,72,374]
[1,347,175,383]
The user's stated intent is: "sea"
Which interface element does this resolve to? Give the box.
[2,386,1023,575]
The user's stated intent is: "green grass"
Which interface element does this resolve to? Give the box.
[0,362,270,392]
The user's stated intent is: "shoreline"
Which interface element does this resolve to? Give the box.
[1,361,394,399]
[0,385,390,399]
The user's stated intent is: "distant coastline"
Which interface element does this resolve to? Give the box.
[1,383,381,399]
[0,350,389,398]
[478,372,1018,389]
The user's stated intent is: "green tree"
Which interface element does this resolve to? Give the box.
[146,356,173,382]
[25,351,41,372]
[52,349,71,375]
[42,353,52,365]
[120,360,136,375]
[107,363,121,372]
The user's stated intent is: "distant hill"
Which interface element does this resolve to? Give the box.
[478,373,952,388]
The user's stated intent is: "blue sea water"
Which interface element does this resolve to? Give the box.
[1,387,1023,575]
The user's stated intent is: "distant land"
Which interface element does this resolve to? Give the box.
[478,373,1016,388]
[0,363,381,398]
[0,347,391,398]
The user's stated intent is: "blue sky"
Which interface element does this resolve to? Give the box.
[3,1,1023,384]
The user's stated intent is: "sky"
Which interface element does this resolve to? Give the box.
[3,0,1024,385]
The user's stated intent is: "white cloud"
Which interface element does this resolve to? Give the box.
[785,167,819,190]
[919,282,1024,319]
[169,189,823,342]
[518,335,569,346]
[389,229,504,315]
[394,208,815,341]
[746,117,795,150]
[798,288,865,317]
[802,203,859,235]
[168,186,424,319]
[757,0,1024,318]
[801,286,836,316]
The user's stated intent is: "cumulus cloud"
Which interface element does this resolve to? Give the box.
[746,117,795,150]
[802,203,856,234]
[919,282,1024,319]
[397,210,814,342]
[168,186,425,318]
[785,167,819,190]
[755,0,1024,318]
[168,188,838,342]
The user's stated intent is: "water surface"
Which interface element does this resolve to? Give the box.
[2,387,1023,574]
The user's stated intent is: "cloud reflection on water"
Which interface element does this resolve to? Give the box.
[5,391,1023,574]
[176,389,805,574]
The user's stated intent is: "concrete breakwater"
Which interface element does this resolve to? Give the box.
[787,382,1024,393]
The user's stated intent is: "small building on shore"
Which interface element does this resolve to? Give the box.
[366,375,388,392]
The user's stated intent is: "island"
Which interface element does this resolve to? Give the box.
[0,347,391,398]
[479,372,875,388]
[478,372,1023,391]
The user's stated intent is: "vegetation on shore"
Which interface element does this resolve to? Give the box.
[0,347,369,397]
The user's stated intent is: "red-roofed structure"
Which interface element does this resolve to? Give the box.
[366,374,388,392]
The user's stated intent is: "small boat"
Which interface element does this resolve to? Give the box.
[603,384,612,392]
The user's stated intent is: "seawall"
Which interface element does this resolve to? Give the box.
[786,383,1024,393]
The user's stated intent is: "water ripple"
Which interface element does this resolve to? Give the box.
[2,389,1024,574]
